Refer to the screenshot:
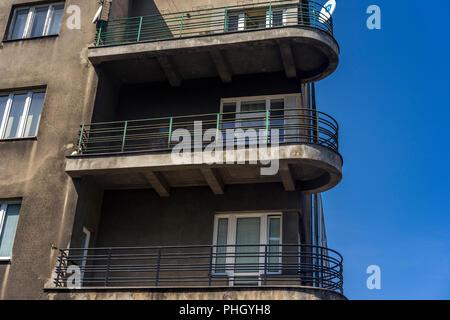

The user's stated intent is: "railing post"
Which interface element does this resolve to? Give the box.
[269,1,272,28]
[96,21,103,46]
[265,109,270,143]
[316,109,320,143]
[224,8,228,32]
[168,117,173,149]
[264,245,268,285]
[216,113,220,146]
[104,248,112,287]
[208,245,214,286]
[78,124,85,154]
[155,247,162,286]
[121,121,128,153]
[313,7,316,28]
[179,13,185,37]
[137,16,143,42]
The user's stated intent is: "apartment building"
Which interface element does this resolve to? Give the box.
[0,0,344,300]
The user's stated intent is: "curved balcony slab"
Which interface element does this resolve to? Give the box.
[88,27,339,84]
[65,144,342,195]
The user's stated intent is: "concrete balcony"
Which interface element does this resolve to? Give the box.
[89,0,339,85]
[65,108,342,195]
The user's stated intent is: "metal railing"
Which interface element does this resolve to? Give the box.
[54,244,343,293]
[94,1,334,47]
[73,108,339,156]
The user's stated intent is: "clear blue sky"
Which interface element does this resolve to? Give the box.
[318,0,450,299]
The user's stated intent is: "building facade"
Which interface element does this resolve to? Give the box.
[0,0,344,300]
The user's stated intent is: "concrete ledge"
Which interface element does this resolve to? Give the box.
[65,144,342,194]
[45,285,347,300]
[88,27,339,83]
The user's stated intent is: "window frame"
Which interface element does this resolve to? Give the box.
[0,90,46,140]
[0,201,21,261]
[7,2,65,41]
[227,7,287,32]
[212,212,283,282]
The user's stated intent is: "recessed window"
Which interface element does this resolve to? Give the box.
[0,202,21,260]
[227,8,287,31]
[213,213,282,284]
[0,91,45,139]
[7,3,64,40]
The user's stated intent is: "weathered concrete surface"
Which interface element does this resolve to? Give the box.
[46,286,346,300]
[0,0,99,299]
[65,144,342,194]
[89,27,339,83]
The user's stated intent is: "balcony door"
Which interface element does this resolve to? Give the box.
[220,94,301,145]
[213,213,282,285]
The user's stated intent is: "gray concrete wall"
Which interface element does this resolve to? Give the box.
[94,184,305,248]
[94,73,301,122]
[0,0,98,299]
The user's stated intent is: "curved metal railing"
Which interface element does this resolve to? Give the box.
[73,108,339,156]
[94,1,334,47]
[54,244,343,294]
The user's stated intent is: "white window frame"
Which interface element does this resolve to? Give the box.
[8,3,64,40]
[212,212,282,285]
[0,201,21,261]
[227,7,287,31]
[0,90,45,139]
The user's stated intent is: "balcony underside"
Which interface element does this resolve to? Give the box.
[89,27,339,85]
[66,144,342,195]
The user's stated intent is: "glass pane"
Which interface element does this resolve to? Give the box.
[23,92,44,137]
[235,217,260,273]
[0,96,9,123]
[227,15,239,32]
[268,217,281,272]
[10,9,29,40]
[48,5,64,35]
[272,10,284,27]
[30,7,48,37]
[0,204,21,257]
[270,99,284,141]
[215,218,228,273]
[4,94,27,139]
[241,100,266,113]
[222,102,236,129]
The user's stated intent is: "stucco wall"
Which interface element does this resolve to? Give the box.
[0,0,98,299]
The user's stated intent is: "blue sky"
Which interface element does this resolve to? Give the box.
[318,0,450,299]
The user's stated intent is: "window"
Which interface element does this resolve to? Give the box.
[227,8,287,32]
[7,3,64,40]
[220,94,301,144]
[213,213,282,284]
[0,202,21,260]
[0,91,45,139]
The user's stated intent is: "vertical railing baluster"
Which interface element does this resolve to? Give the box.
[137,16,143,42]
[264,245,268,285]
[269,1,272,28]
[316,109,320,143]
[78,124,85,154]
[179,13,185,37]
[121,121,128,153]
[224,8,228,32]
[208,245,214,286]
[216,113,220,146]
[265,109,270,143]
[155,247,162,286]
[96,21,103,46]
[104,248,112,287]
[167,117,173,149]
